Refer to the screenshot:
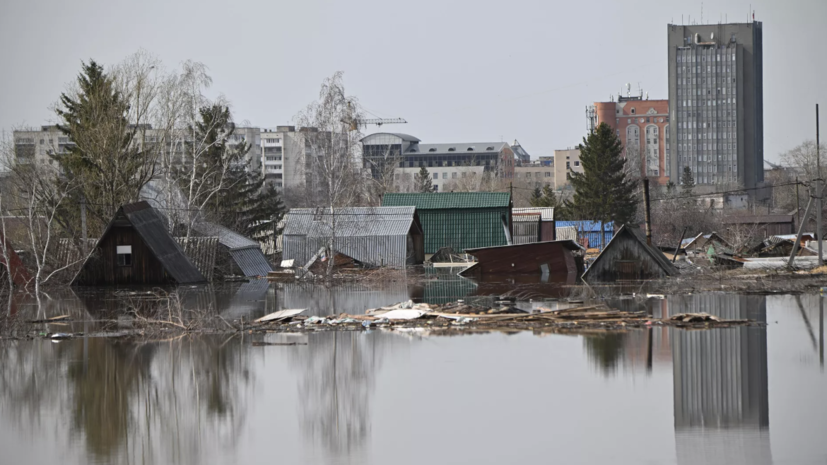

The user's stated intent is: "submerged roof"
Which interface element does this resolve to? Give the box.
[383,192,511,210]
[191,221,272,277]
[582,225,678,281]
[284,207,419,238]
[75,201,205,284]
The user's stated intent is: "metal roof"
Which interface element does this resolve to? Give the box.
[284,207,418,238]
[383,192,511,210]
[230,248,274,277]
[192,221,259,250]
[361,133,421,143]
[406,142,508,155]
[555,220,613,232]
[513,207,554,221]
[190,221,272,277]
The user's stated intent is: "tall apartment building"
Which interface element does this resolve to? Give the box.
[667,21,764,189]
[589,95,670,185]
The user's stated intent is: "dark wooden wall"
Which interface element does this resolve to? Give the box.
[586,234,669,282]
[75,227,173,286]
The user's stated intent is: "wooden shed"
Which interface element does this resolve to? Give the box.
[723,215,796,238]
[72,202,206,286]
[582,225,678,282]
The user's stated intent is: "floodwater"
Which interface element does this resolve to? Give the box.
[1,278,826,464]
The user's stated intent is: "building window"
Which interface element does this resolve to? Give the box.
[442,172,447,179]
[452,172,457,179]
[631,108,636,114]
[573,161,580,167]
[433,185,438,192]
[544,172,551,177]
[117,245,132,266]
[566,162,570,169]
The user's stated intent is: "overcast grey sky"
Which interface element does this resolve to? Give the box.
[1,0,825,163]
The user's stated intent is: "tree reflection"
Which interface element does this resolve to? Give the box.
[289,331,396,458]
[0,334,253,465]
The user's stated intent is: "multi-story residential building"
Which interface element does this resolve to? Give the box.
[667,21,764,189]
[260,127,286,189]
[13,124,262,173]
[554,148,583,190]
[589,95,670,185]
[361,133,516,187]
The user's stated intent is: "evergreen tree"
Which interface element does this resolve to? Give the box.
[680,166,695,196]
[530,187,542,205]
[55,60,156,231]
[414,165,433,193]
[180,104,285,239]
[562,123,638,224]
[530,185,560,208]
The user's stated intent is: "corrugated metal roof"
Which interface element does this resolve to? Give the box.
[513,207,554,221]
[285,207,417,237]
[383,192,511,210]
[192,221,259,250]
[230,248,273,277]
[118,202,206,284]
[554,220,613,232]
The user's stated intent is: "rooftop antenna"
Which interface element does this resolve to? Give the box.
[626,83,631,98]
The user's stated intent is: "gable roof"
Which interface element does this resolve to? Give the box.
[382,192,511,210]
[582,225,678,280]
[190,221,272,277]
[74,202,205,285]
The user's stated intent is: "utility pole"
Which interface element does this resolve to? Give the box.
[817,104,823,266]
[796,176,801,224]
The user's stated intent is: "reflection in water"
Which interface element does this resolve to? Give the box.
[280,281,410,316]
[670,294,770,464]
[0,336,254,465]
[287,331,401,459]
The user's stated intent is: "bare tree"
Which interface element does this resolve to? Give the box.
[781,140,827,181]
[294,72,366,277]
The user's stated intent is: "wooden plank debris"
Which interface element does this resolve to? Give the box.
[254,308,306,323]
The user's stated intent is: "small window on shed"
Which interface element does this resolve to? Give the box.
[117,245,132,266]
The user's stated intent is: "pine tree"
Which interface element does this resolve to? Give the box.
[680,166,695,196]
[414,165,433,193]
[530,185,560,208]
[562,123,638,225]
[55,60,156,231]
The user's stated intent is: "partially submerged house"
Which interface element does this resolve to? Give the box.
[512,207,555,243]
[191,221,273,278]
[282,206,424,268]
[460,240,584,278]
[382,192,512,255]
[582,225,678,282]
[73,202,206,286]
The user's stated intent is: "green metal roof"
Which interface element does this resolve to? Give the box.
[382,192,511,210]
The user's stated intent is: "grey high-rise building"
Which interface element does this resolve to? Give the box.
[668,22,763,189]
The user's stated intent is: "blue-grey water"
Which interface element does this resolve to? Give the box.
[0,281,825,465]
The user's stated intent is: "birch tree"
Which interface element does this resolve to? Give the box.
[294,72,366,277]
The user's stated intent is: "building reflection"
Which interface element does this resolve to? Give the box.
[669,294,771,465]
